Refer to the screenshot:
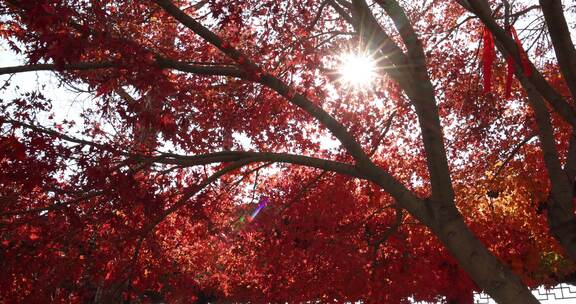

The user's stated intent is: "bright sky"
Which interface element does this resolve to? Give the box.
[0,42,91,129]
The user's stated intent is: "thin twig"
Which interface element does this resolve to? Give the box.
[492,132,537,180]
[369,111,396,157]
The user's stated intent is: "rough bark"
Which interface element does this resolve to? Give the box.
[517,75,576,261]
[430,205,539,304]
[539,0,576,99]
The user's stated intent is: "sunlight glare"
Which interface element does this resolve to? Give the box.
[338,53,377,88]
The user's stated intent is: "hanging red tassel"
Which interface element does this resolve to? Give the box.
[504,26,532,98]
[504,52,515,98]
[510,26,532,77]
[481,27,496,94]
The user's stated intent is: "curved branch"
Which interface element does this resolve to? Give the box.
[492,132,537,180]
[0,190,104,217]
[353,0,455,203]
[0,58,244,78]
[350,0,408,69]
[0,62,114,75]
[151,0,438,231]
[142,151,364,178]
[539,0,576,99]
[140,158,261,234]
[374,0,426,67]
[7,118,363,181]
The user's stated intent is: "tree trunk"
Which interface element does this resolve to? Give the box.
[428,204,539,304]
[366,164,539,303]
[548,204,576,261]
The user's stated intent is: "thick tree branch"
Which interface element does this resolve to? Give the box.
[343,3,541,302]
[145,151,364,178]
[520,79,572,201]
[7,118,364,180]
[350,0,408,70]
[515,66,576,260]
[374,0,426,68]
[0,62,114,75]
[458,0,576,262]
[539,0,576,100]
[152,0,371,164]
[141,158,260,234]
[344,0,413,89]
[352,0,454,204]
[0,58,244,78]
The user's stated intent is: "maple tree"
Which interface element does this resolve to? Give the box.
[1,0,576,303]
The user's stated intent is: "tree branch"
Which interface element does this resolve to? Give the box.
[327,0,354,24]
[140,159,258,234]
[369,111,395,157]
[373,0,426,68]
[515,68,576,260]
[0,58,244,78]
[143,151,364,178]
[539,0,576,100]
[492,132,537,180]
[3,119,117,153]
[7,118,365,183]
[350,0,408,70]
[155,56,244,77]
[307,0,330,31]
[0,190,104,217]
[0,62,114,75]
[136,0,438,244]
[353,0,454,204]
[565,129,576,188]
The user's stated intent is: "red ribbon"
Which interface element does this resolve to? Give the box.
[482,27,496,94]
[505,26,532,98]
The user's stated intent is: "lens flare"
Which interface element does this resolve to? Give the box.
[338,53,377,87]
[248,196,268,221]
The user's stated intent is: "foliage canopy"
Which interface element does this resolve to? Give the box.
[1,0,576,303]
